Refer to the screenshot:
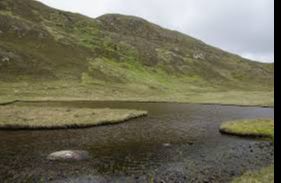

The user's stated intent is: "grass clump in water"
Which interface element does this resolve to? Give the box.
[0,106,147,129]
[232,165,274,183]
[219,119,274,140]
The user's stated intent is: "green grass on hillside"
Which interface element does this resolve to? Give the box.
[0,106,147,129]
[219,119,274,139]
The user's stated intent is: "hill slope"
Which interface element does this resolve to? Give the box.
[0,0,274,105]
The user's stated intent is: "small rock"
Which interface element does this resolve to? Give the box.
[47,150,90,161]
[163,143,171,147]
[193,52,205,60]
[1,57,10,62]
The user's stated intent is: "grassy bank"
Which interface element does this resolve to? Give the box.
[219,119,274,139]
[0,106,147,129]
[232,165,274,183]
[0,81,274,107]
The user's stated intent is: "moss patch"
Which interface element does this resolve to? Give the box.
[232,165,274,183]
[219,119,274,139]
[0,106,147,129]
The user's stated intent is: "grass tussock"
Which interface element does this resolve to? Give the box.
[232,165,274,183]
[219,119,274,139]
[0,106,147,129]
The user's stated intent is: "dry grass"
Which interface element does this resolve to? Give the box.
[0,84,274,107]
[0,106,147,129]
[220,119,274,139]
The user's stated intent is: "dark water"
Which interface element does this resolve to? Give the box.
[0,101,274,183]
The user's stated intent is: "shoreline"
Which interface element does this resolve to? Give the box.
[0,99,274,108]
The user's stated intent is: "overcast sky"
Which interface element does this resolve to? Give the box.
[39,0,274,63]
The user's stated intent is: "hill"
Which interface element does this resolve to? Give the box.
[0,0,274,106]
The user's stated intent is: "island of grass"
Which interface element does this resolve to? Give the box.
[219,119,274,139]
[0,106,147,130]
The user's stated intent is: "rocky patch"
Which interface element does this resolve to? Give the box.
[47,150,90,161]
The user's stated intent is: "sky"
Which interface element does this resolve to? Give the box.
[38,0,274,63]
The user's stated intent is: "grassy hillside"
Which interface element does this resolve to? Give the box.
[0,0,274,105]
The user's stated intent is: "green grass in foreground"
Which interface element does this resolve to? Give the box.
[219,119,274,139]
[232,165,274,183]
[0,106,147,129]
